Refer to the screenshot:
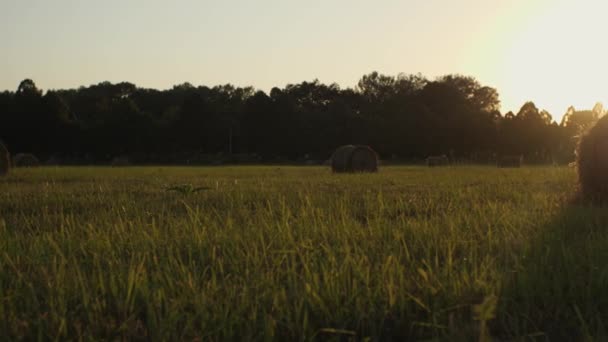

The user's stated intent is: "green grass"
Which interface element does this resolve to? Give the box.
[1,165,606,340]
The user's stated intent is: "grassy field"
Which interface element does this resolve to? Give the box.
[1,165,607,340]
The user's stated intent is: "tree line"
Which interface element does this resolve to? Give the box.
[0,73,602,164]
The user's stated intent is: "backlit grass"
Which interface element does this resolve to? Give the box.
[1,165,606,340]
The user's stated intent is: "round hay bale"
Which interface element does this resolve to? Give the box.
[426,155,449,167]
[0,142,9,176]
[331,145,357,173]
[13,153,40,167]
[576,115,608,200]
[331,145,378,173]
[45,156,61,166]
[111,156,131,167]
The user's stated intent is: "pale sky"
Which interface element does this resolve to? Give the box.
[1,0,606,121]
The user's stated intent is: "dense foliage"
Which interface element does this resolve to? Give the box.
[0,74,602,164]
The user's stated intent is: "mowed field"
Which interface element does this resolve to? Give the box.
[1,165,608,340]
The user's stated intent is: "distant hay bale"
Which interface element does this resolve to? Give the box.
[331,145,379,173]
[45,155,61,166]
[111,156,131,167]
[0,142,9,176]
[497,155,522,168]
[426,154,449,167]
[13,153,40,168]
[576,115,608,200]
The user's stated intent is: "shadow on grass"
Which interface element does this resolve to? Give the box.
[497,201,608,340]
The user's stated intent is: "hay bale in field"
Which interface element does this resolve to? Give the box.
[45,155,62,166]
[0,142,9,176]
[497,155,522,168]
[330,145,378,173]
[426,154,449,167]
[576,115,608,200]
[13,153,40,167]
[111,156,131,167]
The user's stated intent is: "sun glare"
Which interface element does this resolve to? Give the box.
[483,0,608,119]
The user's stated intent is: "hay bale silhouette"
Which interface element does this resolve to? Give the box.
[0,142,9,176]
[426,154,449,167]
[13,153,39,167]
[331,145,378,173]
[45,155,62,166]
[111,156,131,167]
[576,115,608,200]
[497,155,522,168]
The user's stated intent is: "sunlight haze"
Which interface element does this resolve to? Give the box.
[1,0,605,121]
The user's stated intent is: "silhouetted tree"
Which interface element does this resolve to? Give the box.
[0,75,591,165]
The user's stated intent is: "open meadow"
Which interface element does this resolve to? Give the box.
[1,165,608,340]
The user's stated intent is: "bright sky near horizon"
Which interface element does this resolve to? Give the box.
[1,0,606,121]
